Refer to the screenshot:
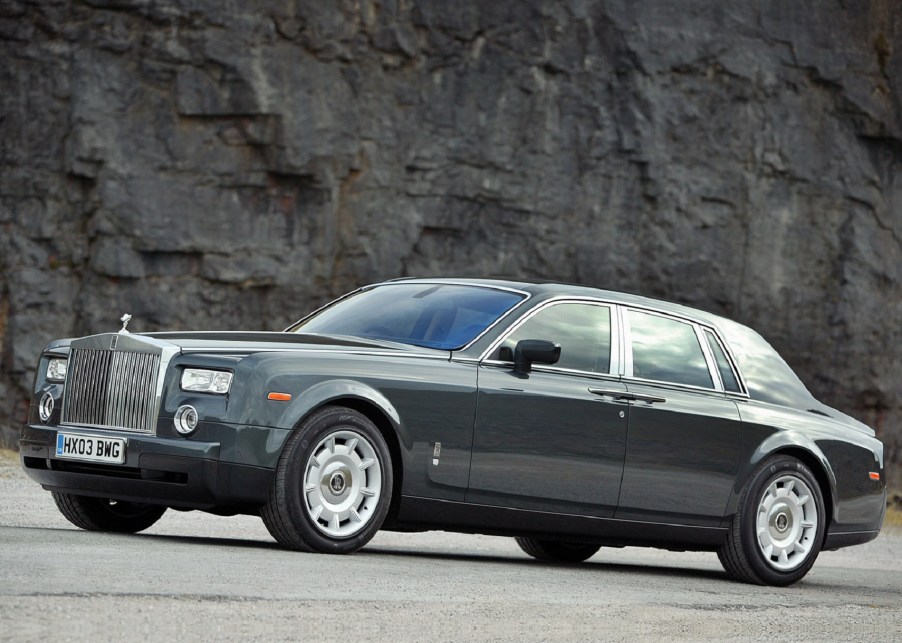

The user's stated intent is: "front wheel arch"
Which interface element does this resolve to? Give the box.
[308,399,404,526]
[262,404,397,553]
[274,382,405,520]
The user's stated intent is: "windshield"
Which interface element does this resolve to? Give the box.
[290,283,526,350]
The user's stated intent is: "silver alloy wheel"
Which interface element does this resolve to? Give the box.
[755,474,818,571]
[303,429,383,538]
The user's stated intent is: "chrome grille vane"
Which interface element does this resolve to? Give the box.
[61,348,160,433]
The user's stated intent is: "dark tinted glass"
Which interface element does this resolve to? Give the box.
[497,303,612,373]
[628,310,713,388]
[704,329,741,393]
[292,284,524,350]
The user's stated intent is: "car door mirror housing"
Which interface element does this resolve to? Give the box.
[513,339,561,374]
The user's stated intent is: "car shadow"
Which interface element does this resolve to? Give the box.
[6,525,282,552]
[16,524,729,583]
[360,546,730,582]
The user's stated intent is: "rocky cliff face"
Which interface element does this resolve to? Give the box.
[2,1,900,485]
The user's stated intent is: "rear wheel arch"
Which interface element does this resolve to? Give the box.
[719,454,827,585]
[737,435,837,533]
[771,446,835,533]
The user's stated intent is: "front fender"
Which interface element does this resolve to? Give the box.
[277,378,402,438]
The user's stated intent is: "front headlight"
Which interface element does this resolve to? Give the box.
[181,368,233,394]
[47,358,68,382]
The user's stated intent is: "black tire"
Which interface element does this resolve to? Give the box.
[718,455,826,586]
[515,537,601,563]
[52,492,166,533]
[261,406,393,554]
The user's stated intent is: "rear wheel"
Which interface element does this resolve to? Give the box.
[52,492,166,533]
[261,406,392,554]
[718,455,825,586]
[515,537,601,563]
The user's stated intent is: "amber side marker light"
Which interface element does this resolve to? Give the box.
[869,472,881,481]
[267,392,292,401]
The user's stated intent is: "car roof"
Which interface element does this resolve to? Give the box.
[384,277,729,329]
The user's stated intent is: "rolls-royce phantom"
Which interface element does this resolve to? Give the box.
[20,278,886,585]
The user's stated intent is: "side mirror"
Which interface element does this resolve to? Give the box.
[513,339,561,374]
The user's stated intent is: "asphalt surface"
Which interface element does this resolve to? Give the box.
[1,450,900,642]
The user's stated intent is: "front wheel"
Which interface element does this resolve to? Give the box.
[261,406,393,554]
[52,492,166,533]
[515,537,601,563]
[718,455,825,586]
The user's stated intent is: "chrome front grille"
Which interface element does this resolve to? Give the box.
[62,348,161,434]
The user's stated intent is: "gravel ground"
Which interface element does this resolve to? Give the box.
[1,449,900,642]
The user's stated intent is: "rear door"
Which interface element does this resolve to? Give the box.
[614,308,743,527]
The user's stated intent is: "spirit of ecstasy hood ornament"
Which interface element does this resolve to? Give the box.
[119,313,132,334]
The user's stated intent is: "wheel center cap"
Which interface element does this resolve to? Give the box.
[329,472,346,494]
[774,512,790,533]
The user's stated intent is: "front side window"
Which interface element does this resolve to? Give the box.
[493,302,613,374]
[290,284,525,350]
[628,310,713,389]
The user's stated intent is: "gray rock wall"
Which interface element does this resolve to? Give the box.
[2,0,901,487]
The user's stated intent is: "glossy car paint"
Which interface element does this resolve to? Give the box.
[20,279,886,555]
[468,365,629,517]
[615,382,742,528]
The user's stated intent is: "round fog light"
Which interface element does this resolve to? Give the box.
[39,392,54,423]
[174,405,199,435]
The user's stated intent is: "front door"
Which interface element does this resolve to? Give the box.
[467,301,628,517]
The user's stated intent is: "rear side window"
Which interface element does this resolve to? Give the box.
[628,310,713,389]
[704,329,741,393]
[496,303,613,374]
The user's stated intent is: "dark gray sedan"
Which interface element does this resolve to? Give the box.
[20,279,886,585]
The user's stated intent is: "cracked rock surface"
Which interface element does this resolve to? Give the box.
[1,1,900,486]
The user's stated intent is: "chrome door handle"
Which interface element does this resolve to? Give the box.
[588,388,629,399]
[588,388,666,404]
[630,392,666,404]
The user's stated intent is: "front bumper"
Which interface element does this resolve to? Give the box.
[20,424,275,511]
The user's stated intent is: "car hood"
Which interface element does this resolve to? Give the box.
[143,331,444,356]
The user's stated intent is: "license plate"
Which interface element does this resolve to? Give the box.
[55,433,127,465]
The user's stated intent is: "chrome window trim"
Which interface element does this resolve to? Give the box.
[695,324,724,392]
[459,287,532,351]
[618,304,632,379]
[479,359,626,383]
[621,306,749,397]
[621,374,735,397]
[702,327,748,396]
[478,297,621,377]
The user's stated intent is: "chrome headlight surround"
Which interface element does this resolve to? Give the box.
[181,368,233,394]
[46,358,68,383]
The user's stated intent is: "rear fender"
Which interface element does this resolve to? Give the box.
[727,430,838,521]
